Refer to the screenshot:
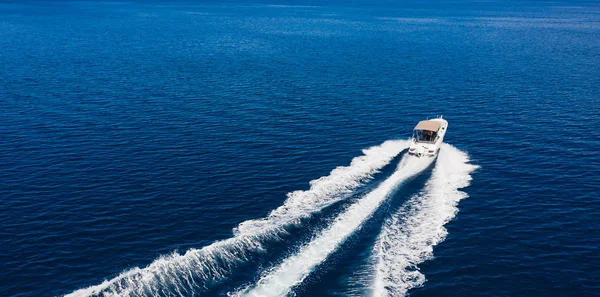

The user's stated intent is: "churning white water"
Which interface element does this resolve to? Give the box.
[237,153,434,297]
[371,144,478,297]
[66,140,409,297]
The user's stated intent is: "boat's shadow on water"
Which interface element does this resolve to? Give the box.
[200,151,411,296]
[293,154,437,297]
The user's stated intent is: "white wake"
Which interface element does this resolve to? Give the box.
[371,144,478,297]
[65,140,408,297]
[236,153,435,297]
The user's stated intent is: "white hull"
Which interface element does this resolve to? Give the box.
[408,118,448,158]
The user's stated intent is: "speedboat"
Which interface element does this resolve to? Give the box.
[408,116,448,157]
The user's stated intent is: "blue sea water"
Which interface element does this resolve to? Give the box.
[1,0,599,296]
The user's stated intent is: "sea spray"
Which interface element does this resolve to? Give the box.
[237,152,434,297]
[371,144,478,297]
[66,140,409,297]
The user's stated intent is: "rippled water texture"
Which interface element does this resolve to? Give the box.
[1,0,599,296]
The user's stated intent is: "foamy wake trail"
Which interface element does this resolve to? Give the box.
[371,144,478,297]
[235,153,434,297]
[65,140,408,297]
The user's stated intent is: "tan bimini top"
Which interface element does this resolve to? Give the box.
[414,120,441,132]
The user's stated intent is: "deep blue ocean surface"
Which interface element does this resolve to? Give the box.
[1,1,599,296]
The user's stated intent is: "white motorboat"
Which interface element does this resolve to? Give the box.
[408,116,448,158]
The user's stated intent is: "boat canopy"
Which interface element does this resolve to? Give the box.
[414,120,441,132]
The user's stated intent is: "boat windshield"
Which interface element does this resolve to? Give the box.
[413,129,438,143]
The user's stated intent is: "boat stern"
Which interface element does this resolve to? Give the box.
[409,141,438,157]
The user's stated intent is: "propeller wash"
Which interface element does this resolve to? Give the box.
[65,140,409,297]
